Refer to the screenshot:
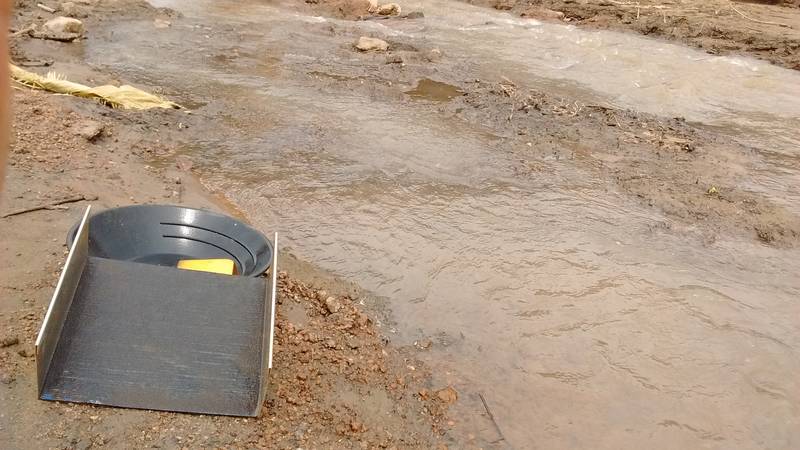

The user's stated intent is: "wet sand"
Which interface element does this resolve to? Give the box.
[3,0,800,448]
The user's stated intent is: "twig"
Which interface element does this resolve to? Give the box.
[608,0,666,9]
[728,1,791,28]
[479,393,508,445]
[2,194,96,218]
[36,3,55,13]
[10,24,35,37]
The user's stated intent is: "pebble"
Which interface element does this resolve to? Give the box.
[324,296,341,314]
[355,36,389,52]
[376,3,401,15]
[436,386,458,404]
[385,55,404,65]
[520,6,566,21]
[43,16,85,36]
[60,2,88,18]
[0,371,15,385]
[0,336,19,348]
[72,120,104,141]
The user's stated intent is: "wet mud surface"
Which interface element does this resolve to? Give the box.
[0,90,454,449]
[3,0,800,448]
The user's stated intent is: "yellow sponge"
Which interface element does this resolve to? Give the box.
[177,259,236,275]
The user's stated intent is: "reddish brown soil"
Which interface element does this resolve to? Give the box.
[0,90,453,449]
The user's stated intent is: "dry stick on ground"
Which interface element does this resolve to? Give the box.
[478,393,509,446]
[608,0,667,9]
[10,24,36,37]
[1,194,96,218]
[728,1,791,28]
[36,3,55,13]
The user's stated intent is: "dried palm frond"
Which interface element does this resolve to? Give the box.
[10,64,181,110]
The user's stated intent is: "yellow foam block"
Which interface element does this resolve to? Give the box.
[177,259,236,275]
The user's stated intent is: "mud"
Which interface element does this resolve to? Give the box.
[466,0,800,70]
[3,0,800,448]
[1,38,451,450]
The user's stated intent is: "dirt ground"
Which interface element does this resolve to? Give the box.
[463,0,800,70]
[2,0,799,448]
[0,89,457,449]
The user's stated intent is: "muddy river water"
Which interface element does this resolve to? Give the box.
[85,0,800,447]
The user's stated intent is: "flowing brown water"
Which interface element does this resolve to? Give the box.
[87,0,800,447]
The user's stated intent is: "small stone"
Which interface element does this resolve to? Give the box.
[154,18,172,29]
[0,370,15,385]
[385,55,404,64]
[43,16,84,35]
[18,347,33,358]
[414,339,432,350]
[404,11,424,19]
[316,290,328,301]
[60,2,88,18]
[355,36,389,52]
[350,420,366,433]
[492,0,513,10]
[520,7,565,21]
[324,296,342,314]
[376,3,401,15]
[72,120,104,141]
[425,48,443,62]
[0,336,19,348]
[436,386,458,404]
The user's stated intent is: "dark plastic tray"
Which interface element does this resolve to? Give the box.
[67,205,272,277]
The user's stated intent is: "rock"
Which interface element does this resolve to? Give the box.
[350,420,366,433]
[385,54,404,64]
[72,120,104,141]
[492,0,513,11]
[1,336,19,348]
[520,7,565,21]
[0,370,15,385]
[376,3,401,15]
[324,296,342,314]
[436,386,458,404]
[18,346,34,358]
[43,16,85,36]
[60,2,88,18]
[425,48,443,62]
[355,36,389,52]
[414,339,432,350]
[316,290,328,301]
[154,18,172,29]
[403,11,424,19]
